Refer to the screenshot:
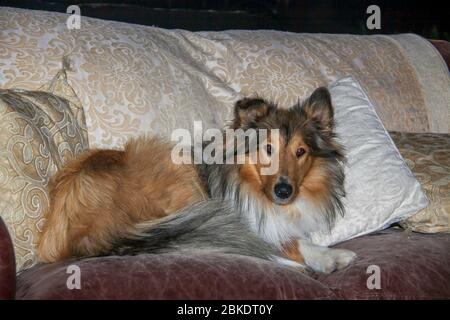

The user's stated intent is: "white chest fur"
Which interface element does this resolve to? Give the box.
[238,193,330,248]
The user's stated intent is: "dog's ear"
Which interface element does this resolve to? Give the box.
[303,87,334,129]
[233,97,274,128]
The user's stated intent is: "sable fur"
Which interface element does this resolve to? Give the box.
[38,137,206,262]
[38,87,347,270]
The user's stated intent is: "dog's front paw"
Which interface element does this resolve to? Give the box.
[300,242,357,274]
[315,248,357,274]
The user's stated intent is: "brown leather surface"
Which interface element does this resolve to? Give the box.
[0,218,16,300]
[315,228,450,299]
[15,228,450,300]
[430,39,450,70]
[15,253,335,300]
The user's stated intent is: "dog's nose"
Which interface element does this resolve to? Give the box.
[274,182,293,199]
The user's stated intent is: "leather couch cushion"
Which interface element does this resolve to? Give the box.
[16,254,335,300]
[16,229,450,299]
[430,39,450,70]
[0,218,15,300]
[315,228,450,299]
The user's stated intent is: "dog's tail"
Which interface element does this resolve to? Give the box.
[108,199,280,261]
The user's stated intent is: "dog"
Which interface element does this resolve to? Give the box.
[38,87,356,274]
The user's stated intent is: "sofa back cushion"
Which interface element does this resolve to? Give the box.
[1,7,449,152]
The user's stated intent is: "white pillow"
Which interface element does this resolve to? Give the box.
[309,76,428,246]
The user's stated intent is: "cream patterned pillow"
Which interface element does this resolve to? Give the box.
[0,68,89,271]
[390,131,450,233]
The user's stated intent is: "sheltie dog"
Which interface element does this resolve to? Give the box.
[38,87,356,274]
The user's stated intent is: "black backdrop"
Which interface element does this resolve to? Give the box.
[0,0,448,40]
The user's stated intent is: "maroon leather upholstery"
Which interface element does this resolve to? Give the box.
[315,229,450,299]
[430,39,450,70]
[15,254,335,300]
[0,218,16,300]
[15,228,450,300]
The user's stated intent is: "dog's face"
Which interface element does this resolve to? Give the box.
[232,87,344,206]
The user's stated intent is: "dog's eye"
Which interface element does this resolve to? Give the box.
[296,147,306,158]
[266,144,272,155]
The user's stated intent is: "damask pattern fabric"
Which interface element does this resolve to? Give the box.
[1,7,449,153]
[390,132,450,233]
[0,68,89,271]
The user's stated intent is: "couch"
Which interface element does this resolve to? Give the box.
[0,7,449,300]
[0,220,448,299]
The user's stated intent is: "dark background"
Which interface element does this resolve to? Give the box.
[0,0,449,40]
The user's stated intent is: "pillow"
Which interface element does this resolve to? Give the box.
[0,67,89,271]
[309,76,428,246]
[390,131,450,233]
